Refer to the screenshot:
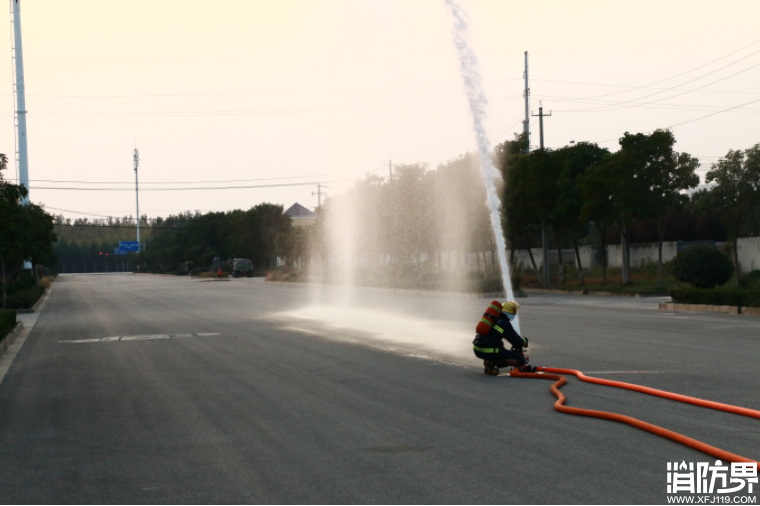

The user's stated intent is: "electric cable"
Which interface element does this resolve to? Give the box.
[21,169,374,185]
[549,37,760,105]
[556,61,760,113]
[30,179,354,191]
[532,78,760,96]
[510,367,759,463]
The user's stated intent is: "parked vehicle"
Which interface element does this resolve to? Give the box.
[231,258,254,278]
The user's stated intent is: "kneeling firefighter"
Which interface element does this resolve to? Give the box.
[473,300,536,376]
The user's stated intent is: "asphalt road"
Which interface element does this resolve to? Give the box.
[1,274,759,504]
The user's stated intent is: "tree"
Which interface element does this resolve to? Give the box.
[555,142,610,285]
[506,148,562,283]
[627,130,700,288]
[0,155,56,307]
[496,134,536,272]
[584,131,696,285]
[579,153,616,285]
[704,143,760,278]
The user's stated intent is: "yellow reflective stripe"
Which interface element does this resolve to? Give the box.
[479,318,493,326]
[488,304,501,311]
[493,325,504,334]
[473,345,499,353]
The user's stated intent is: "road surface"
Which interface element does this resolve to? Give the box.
[0,274,758,503]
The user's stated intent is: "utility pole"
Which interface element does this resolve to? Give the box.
[312,184,323,208]
[11,0,29,204]
[388,157,393,180]
[133,148,140,247]
[532,103,553,286]
[531,104,552,150]
[523,51,530,154]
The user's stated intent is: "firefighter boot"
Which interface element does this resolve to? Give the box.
[483,360,499,376]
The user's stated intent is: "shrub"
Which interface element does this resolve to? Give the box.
[671,246,734,289]
[0,309,17,341]
[510,275,522,292]
[670,288,760,307]
[739,270,760,290]
[4,285,45,309]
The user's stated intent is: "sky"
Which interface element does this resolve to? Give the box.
[2,0,759,222]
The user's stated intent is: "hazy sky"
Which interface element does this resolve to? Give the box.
[3,0,759,221]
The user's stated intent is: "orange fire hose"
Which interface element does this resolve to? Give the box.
[509,367,759,464]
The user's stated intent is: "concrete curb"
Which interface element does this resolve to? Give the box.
[1,321,24,354]
[658,302,760,316]
[523,287,666,298]
[32,285,51,312]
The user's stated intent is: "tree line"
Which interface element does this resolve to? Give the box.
[44,128,760,291]
[499,130,760,286]
[0,155,56,308]
[52,205,295,274]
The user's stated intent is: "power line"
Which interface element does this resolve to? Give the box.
[532,78,760,96]
[54,223,186,229]
[31,180,355,191]
[666,96,760,129]
[592,94,760,145]
[551,37,760,104]
[557,60,760,113]
[28,91,307,98]
[46,206,120,219]
[18,169,376,185]
[539,93,760,113]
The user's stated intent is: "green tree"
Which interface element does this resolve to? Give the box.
[632,130,700,288]
[0,155,56,307]
[579,153,617,285]
[586,130,696,285]
[704,143,760,278]
[555,142,610,285]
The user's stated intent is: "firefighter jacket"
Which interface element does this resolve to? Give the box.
[474,315,526,353]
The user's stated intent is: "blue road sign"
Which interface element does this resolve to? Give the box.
[119,241,140,253]
[113,248,127,255]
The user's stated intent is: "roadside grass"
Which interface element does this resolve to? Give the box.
[518,263,677,295]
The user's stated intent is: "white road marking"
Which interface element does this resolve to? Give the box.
[59,333,221,343]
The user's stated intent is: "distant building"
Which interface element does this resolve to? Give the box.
[283,202,316,227]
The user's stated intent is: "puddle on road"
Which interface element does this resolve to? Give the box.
[270,304,543,368]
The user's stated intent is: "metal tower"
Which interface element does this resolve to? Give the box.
[10,0,29,204]
[134,148,140,246]
[522,51,530,154]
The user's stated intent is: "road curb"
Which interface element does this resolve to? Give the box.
[523,287,666,298]
[658,302,760,316]
[1,321,24,354]
[32,285,52,312]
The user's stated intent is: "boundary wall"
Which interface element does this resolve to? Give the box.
[509,237,760,274]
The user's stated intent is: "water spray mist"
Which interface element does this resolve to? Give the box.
[445,0,520,333]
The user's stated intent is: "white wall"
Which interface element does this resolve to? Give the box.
[508,238,760,273]
[738,237,760,273]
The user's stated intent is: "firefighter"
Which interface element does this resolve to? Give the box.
[473,301,536,376]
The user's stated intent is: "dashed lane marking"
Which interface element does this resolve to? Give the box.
[59,333,221,343]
